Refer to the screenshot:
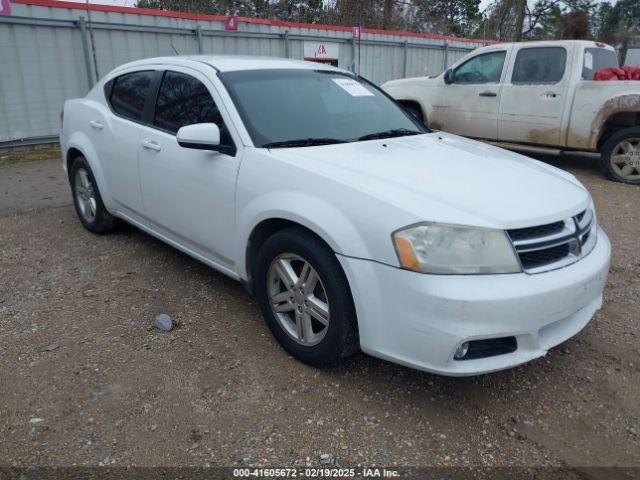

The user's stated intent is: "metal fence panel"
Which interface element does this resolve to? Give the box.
[0,0,485,145]
[627,48,640,65]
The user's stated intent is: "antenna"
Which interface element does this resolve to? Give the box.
[171,43,180,55]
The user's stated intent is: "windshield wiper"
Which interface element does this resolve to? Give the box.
[263,138,348,149]
[357,128,422,141]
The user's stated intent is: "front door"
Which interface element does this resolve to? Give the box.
[429,50,508,140]
[498,46,571,146]
[138,68,241,269]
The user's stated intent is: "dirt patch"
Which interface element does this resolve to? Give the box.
[0,154,639,468]
[0,157,69,216]
[0,147,61,167]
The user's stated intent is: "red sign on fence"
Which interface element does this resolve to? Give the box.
[0,0,12,16]
[225,16,239,31]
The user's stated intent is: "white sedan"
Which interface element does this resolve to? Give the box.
[60,56,611,376]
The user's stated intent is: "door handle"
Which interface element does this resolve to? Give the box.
[542,91,558,98]
[478,91,497,97]
[89,120,104,129]
[142,140,162,152]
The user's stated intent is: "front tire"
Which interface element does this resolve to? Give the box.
[69,155,115,233]
[254,228,359,367]
[600,127,640,184]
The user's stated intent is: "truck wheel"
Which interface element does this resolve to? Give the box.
[600,127,640,184]
[400,102,424,124]
[69,156,116,233]
[254,227,359,367]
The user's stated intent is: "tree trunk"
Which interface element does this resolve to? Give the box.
[619,37,629,66]
[513,0,526,41]
[383,0,394,29]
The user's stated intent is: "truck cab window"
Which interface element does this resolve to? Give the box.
[453,51,506,84]
[512,47,567,84]
[582,48,619,80]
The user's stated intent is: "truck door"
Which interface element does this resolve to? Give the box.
[429,49,507,140]
[498,46,571,146]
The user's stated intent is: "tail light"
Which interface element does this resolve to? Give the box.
[60,110,64,126]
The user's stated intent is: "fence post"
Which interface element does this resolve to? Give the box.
[78,16,95,88]
[283,30,290,58]
[402,40,408,77]
[351,37,356,73]
[442,41,449,72]
[195,25,203,54]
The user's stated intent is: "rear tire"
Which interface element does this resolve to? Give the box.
[69,155,116,233]
[600,127,640,184]
[254,227,359,367]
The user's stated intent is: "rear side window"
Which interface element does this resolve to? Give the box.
[582,48,619,80]
[512,47,567,84]
[109,71,154,122]
[154,71,223,134]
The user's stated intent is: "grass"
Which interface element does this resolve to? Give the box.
[0,147,61,167]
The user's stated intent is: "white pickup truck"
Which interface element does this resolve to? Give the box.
[382,40,640,184]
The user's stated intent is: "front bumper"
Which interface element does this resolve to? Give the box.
[338,227,611,376]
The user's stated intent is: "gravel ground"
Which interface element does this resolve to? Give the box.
[0,151,638,469]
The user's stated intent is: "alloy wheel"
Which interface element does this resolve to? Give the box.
[267,253,330,346]
[610,137,640,181]
[74,167,97,223]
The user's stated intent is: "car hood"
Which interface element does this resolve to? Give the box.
[269,132,590,229]
[381,76,439,94]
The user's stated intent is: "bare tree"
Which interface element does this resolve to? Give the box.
[513,0,525,40]
[383,0,394,28]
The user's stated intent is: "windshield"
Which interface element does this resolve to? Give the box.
[582,48,619,80]
[219,69,427,148]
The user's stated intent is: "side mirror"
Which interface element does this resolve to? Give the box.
[176,123,221,151]
[443,69,454,85]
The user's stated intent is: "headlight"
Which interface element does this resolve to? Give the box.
[392,222,521,274]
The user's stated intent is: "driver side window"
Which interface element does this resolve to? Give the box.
[153,70,233,147]
[453,51,506,84]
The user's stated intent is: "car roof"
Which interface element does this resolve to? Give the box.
[112,55,351,74]
[474,39,615,54]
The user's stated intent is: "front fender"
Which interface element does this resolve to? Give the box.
[382,77,427,104]
[382,77,435,126]
[66,131,114,211]
[236,190,372,281]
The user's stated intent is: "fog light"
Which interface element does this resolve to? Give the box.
[453,337,518,361]
[454,342,469,360]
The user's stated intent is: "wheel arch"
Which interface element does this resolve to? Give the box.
[244,218,332,294]
[397,99,426,124]
[593,95,640,150]
[64,132,113,210]
[237,194,372,292]
[66,147,84,178]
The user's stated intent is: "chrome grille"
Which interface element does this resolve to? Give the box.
[507,209,596,274]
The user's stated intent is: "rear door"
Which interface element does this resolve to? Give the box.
[138,67,242,268]
[498,45,572,146]
[99,69,157,215]
[429,49,508,140]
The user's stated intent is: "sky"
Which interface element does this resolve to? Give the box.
[479,0,614,11]
[60,0,616,15]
